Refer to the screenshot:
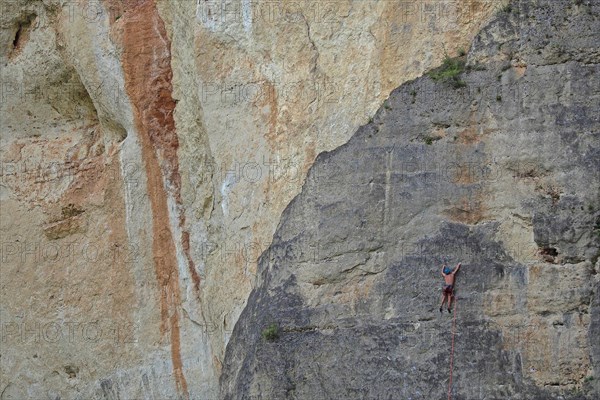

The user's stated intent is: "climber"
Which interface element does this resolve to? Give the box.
[439,262,461,313]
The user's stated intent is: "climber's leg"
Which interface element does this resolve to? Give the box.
[439,292,447,312]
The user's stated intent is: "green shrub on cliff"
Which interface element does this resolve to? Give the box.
[428,56,467,88]
[262,324,279,341]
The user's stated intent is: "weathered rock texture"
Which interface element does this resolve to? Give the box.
[157,0,501,382]
[220,1,600,399]
[0,0,502,399]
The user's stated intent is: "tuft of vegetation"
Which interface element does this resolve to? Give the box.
[453,79,467,88]
[496,95,502,102]
[458,48,466,57]
[501,4,513,14]
[262,324,280,341]
[428,56,467,89]
[424,136,442,145]
[408,89,417,103]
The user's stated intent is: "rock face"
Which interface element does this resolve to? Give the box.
[0,0,501,398]
[220,1,600,399]
[157,0,501,384]
[1,0,598,398]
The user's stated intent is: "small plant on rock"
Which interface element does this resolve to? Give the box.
[409,89,417,103]
[262,324,279,341]
[501,4,513,14]
[428,56,467,89]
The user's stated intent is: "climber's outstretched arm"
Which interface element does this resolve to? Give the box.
[452,262,461,275]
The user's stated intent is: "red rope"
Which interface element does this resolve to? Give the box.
[447,296,457,400]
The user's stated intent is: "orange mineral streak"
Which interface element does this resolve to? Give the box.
[102,0,198,395]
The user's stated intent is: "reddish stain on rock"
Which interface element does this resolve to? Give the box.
[102,0,200,396]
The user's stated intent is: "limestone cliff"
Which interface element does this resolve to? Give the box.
[1,0,598,399]
[220,0,600,399]
[0,0,501,398]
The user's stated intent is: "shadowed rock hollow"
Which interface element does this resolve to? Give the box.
[220,1,600,399]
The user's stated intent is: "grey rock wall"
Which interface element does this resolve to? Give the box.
[220,1,600,399]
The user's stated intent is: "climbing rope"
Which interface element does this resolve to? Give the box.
[447,296,458,400]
